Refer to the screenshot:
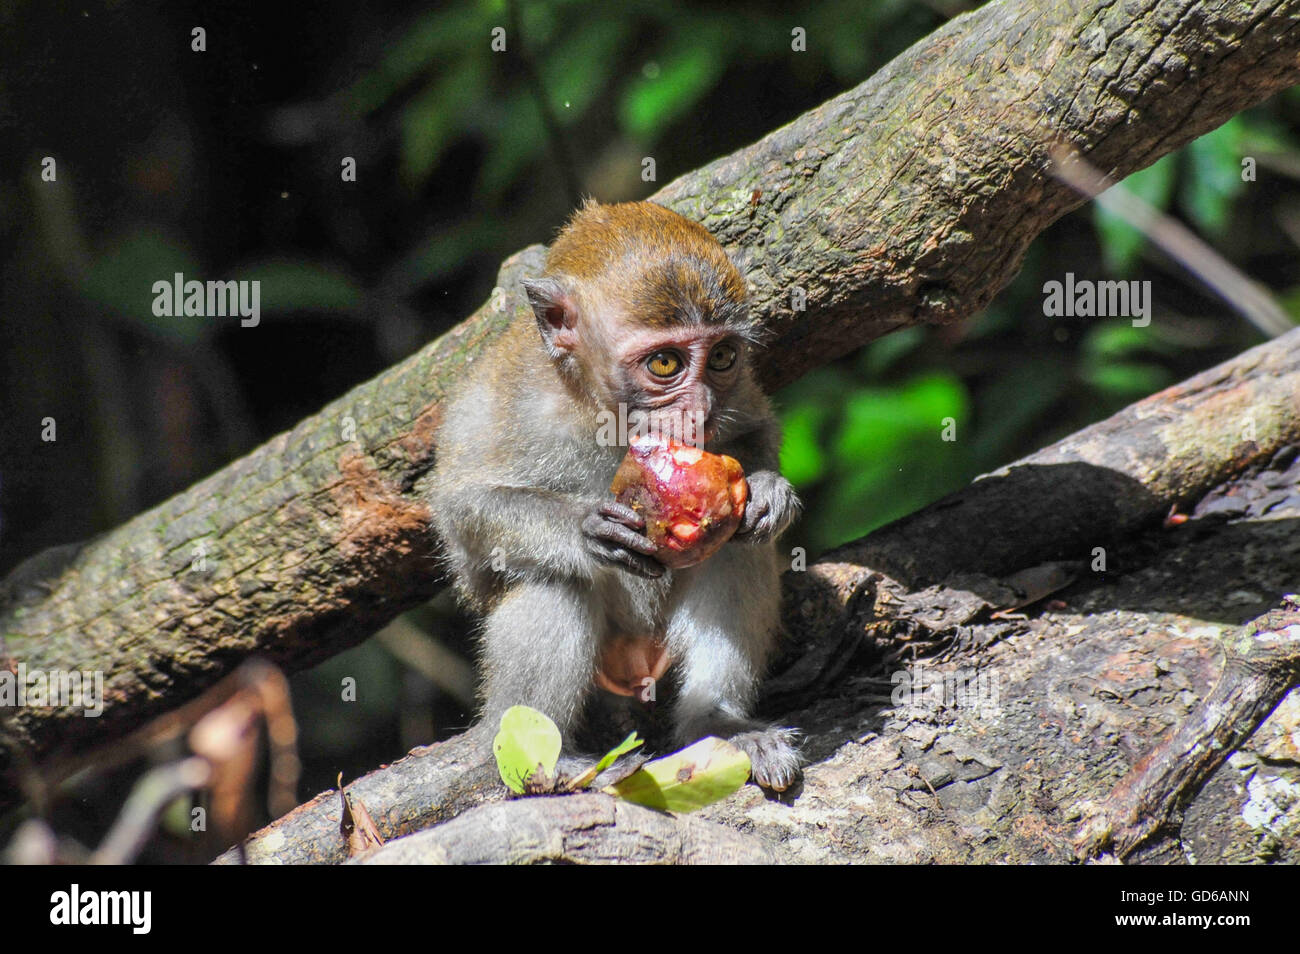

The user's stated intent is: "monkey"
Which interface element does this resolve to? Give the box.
[428,199,802,790]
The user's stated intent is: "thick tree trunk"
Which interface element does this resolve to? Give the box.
[3,0,1299,803]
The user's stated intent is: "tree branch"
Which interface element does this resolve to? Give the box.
[1074,598,1300,860]
[4,0,1299,792]
[216,328,1300,864]
[353,793,778,865]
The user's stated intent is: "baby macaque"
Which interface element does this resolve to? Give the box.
[429,200,801,789]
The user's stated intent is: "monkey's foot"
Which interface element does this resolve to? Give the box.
[730,727,802,792]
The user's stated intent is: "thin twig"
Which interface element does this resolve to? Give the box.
[90,757,212,865]
[1049,145,1294,338]
[506,0,583,206]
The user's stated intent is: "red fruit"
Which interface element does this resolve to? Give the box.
[610,435,748,569]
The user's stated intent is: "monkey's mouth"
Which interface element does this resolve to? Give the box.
[639,413,715,448]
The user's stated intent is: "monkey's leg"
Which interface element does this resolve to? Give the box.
[664,543,802,791]
[477,580,602,745]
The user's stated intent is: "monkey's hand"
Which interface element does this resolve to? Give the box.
[581,502,665,578]
[734,471,800,543]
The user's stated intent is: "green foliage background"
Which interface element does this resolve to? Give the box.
[2,0,1298,851]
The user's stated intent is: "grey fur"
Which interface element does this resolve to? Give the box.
[428,262,803,791]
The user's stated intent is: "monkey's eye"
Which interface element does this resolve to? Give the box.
[646,351,683,377]
[707,342,737,372]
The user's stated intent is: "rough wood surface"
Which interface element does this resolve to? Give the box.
[222,476,1300,864]
[1074,598,1300,860]
[214,334,1300,864]
[4,0,1300,804]
[354,793,778,865]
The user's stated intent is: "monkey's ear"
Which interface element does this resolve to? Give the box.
[522,277,579,354]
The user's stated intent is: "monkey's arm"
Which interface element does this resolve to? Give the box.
[434,484,663,585]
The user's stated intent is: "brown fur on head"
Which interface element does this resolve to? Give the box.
[520,202,759,447]
[520,200,759,444]
[545,199,750,331]
[523,201,754,346]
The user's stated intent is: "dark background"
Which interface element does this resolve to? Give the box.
[2,0,1297,857]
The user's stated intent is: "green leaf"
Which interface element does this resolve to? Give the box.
[1278,285,1300,324]
[800,371,971,547]
[79,228,203,344]
[779,403,828,487]
[1237,113,1300,155]
[1080,322,1154,363]
[610,737,750,812]
[564,731,643,790]
[1094,153,1176,274]
[229,259,362,312]
[493,705,562,794]
[777,367,857,488]
[595,732,644,775]
[1077,322,1183,404]
[1181,117,1245,237]
[1081,360,1173,400]
[619,25,729,139]
[833,372,968,462]
[400,57,488,189]
[813,439,965,548]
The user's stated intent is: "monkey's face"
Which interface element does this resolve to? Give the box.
[522,229,756,450]
[609,324,747,447]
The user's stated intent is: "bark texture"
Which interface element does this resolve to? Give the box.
[354,794,778,865]
[215,330,1300,865]
[4,0,1300,799]
[1073,599,1300,860]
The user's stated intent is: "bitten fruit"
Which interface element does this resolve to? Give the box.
[610,435,748,569]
